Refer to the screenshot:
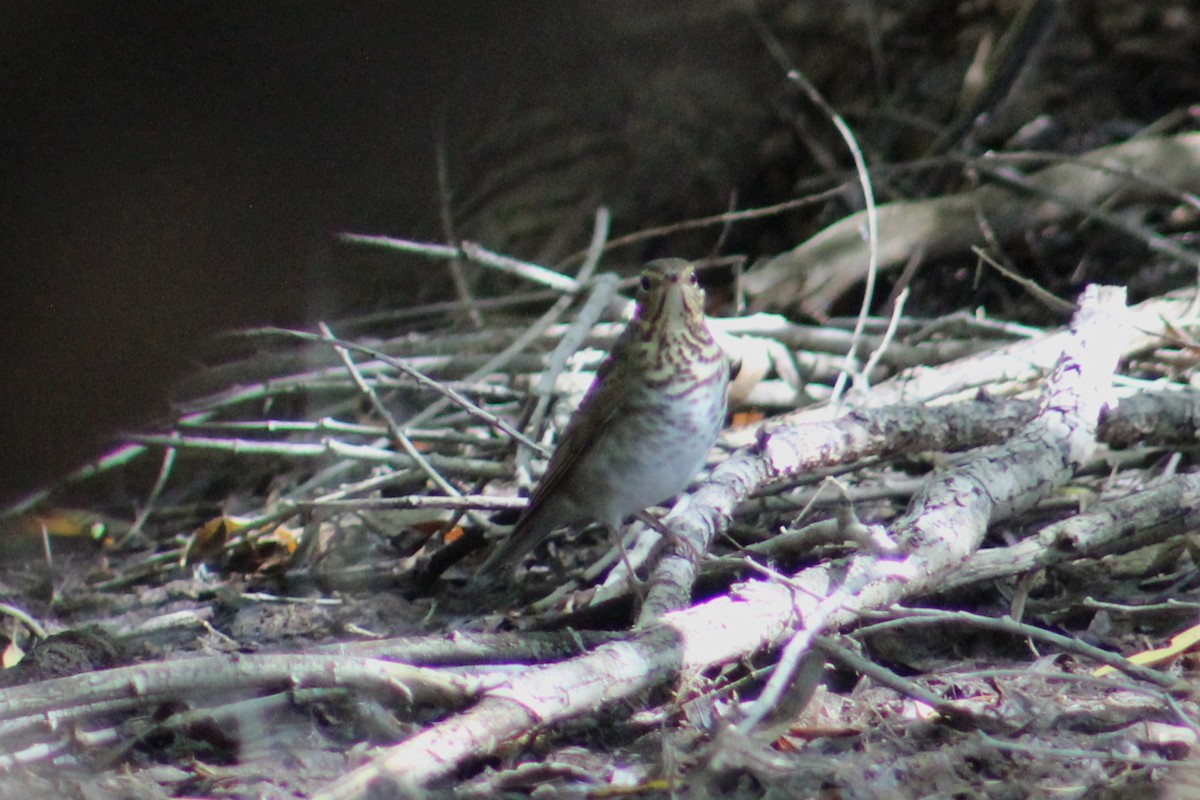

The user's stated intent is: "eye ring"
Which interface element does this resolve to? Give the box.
[639,276,653,292]
[688,272,699,285]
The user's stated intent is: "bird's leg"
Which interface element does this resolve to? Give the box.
[603,523,647,601]
[636,509,705,562]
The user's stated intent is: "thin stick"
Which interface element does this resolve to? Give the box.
[434,128,483,328]
[746,12,880,407]
[320,322,469,505]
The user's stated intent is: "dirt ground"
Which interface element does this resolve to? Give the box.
[3,2,1200,798]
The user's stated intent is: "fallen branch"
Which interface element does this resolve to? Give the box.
[746,134,1200,316]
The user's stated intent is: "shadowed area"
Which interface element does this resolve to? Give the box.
[0,3,545,502]
[1,2,781,505]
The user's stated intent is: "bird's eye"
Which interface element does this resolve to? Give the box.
[688,272,699,285]
[639,276,652,292]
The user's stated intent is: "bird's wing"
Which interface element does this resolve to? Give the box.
[525,343,632,510]
[475,350,633,575]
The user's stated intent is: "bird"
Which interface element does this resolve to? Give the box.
[478,258,729,580]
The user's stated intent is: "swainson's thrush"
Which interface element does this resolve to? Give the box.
[479,258,729,577]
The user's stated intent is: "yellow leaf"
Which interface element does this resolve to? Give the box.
[1093,623,1200,676]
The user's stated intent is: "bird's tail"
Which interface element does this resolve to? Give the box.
[474,497,568,580]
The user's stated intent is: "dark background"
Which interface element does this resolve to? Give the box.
[0,3,588,504]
